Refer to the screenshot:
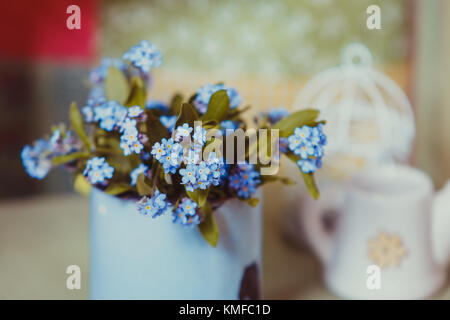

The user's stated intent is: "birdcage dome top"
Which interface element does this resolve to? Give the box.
[293,43,415,173]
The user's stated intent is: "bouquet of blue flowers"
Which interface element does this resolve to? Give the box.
[22,41,326,246]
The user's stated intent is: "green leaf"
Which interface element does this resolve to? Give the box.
[272,109,320,137]
[145,109,170,147]
[125,76,146,108]
[260,175,296,185]
[198,203,219,247]
[284,152,320,199]
[150,161,161,186]
[52,152,90,166]
[104,66,130,104]
[175,103,199,128]
[164,173,173,184]
[73,174,91,197]
[187,188,209,208]
[302,172,320,200]
[188,93,197,105]
[69,102,91,150]
[280,177,296,185]
[169,93,183,115]
[136,173,153,196]
[244,197,260,207]
[202,119,219,130]
[105,183,134,196]
[202,90,230,122]
[94,147,124,156]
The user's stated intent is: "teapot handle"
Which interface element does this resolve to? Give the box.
[300,187,341,264]
[432,180,450,267]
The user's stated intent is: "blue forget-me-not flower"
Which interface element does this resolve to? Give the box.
[83,157,114,185]
[123,40,162,73]
[228,163,261,199]
[137,189,172,218]
[286,124,327,173]
[173,198,201,226]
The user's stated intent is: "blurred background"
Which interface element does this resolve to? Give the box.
[0,0,449,299]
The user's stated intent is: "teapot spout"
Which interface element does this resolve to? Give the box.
[432,181,450,267]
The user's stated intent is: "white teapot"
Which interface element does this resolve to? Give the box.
[301,164,450,299]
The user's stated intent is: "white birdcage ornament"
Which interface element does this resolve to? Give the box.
[293,43,415,179]
[282,44,416,248]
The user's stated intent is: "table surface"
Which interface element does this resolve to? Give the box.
[0,190,449,300]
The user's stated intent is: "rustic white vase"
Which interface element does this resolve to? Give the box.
[89,187,262,299]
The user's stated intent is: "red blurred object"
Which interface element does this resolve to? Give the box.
[0,0,98,63]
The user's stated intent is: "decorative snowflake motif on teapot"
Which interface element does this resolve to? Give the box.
[368,231,407,268]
